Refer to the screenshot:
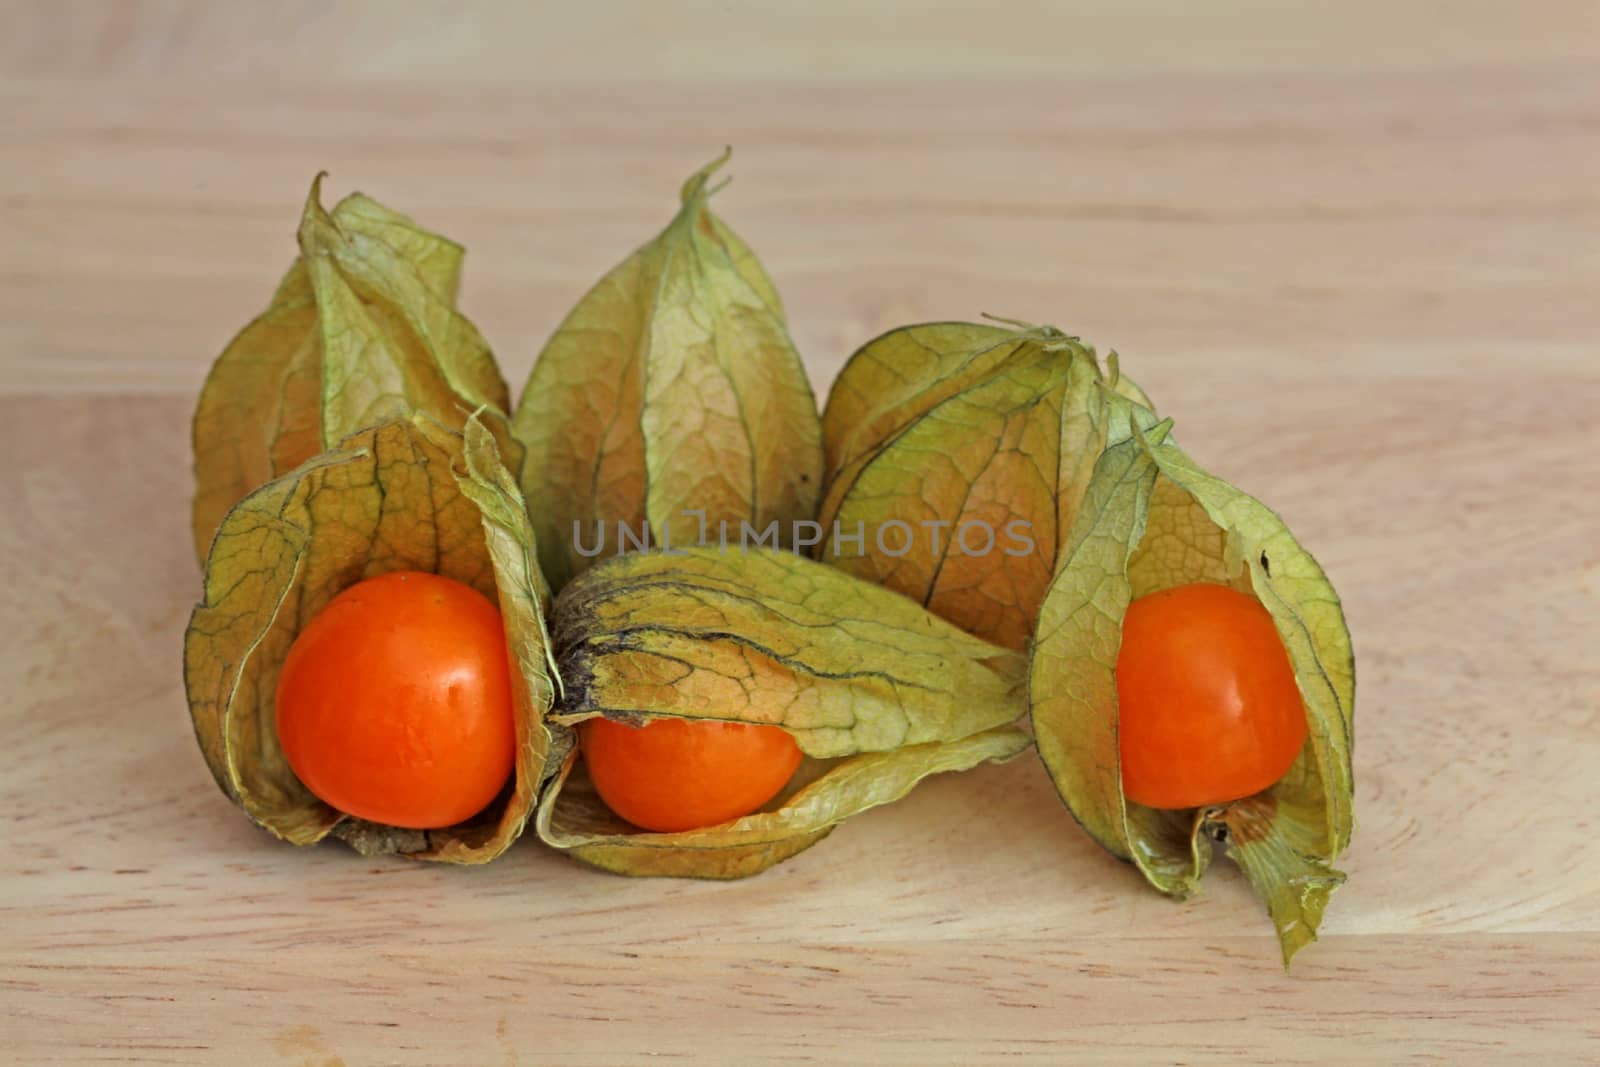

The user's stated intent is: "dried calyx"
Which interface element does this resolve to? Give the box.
[513,150,822,592]
[533,547,1030,877]
[192,174,515,561]
[185,414,561,863]
[817,318,1150,650]
[1028,393,1354,967]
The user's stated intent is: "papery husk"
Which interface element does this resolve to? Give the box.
[1028,394,1355,966]
[192,175,514,561]
[183,414,562,862]
[536,547,1031,877]
[818,320,1151,650]
[512,152,823,591]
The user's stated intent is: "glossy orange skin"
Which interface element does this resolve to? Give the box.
[275,571,516,830]
[580,717,803,833]
[1115,583,1307,810]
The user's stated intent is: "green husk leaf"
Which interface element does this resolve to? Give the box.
[818,320,1152,650]
[183,413,558,863]
[1029,394,1354,965]
[538,547,1030,876]
[512,151,823,591]
[192,175,515,561]
[1216,793,1347,968]
[551,548,1027,753]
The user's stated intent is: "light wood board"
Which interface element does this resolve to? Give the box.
[3,3,1598,1063]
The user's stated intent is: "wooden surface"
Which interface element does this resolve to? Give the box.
[4,3,1599,1063]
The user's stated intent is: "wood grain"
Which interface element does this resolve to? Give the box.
[3,3,1598,1063]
